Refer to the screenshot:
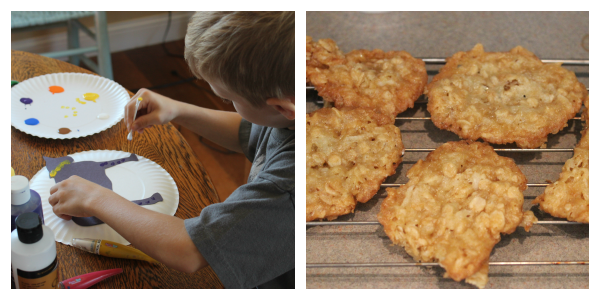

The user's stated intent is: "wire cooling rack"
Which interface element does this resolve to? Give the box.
[306,58,589,288]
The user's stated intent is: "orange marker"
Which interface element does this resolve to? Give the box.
[49,86,64,94]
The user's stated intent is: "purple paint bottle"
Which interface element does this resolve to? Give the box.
[11,175,45,289]
[11,176,44,232]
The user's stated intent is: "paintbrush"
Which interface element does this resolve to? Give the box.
[127,97,143,141]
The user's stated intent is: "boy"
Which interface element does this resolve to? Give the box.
[48,11,295,289]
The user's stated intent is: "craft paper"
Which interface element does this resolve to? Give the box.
[43,153,164,226]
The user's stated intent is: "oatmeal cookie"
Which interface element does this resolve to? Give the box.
[378,141,536,288]
[306,36,345,84]
[307,107,404,221]
[533,129,589,223]
[307,44,427,123]
[582,95,589,127]
[426,44,587,148]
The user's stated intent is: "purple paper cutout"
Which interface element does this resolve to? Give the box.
[43,154,165,226]
[131,193,163,206]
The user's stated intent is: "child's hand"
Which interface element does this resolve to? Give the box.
[48,176,119,221]
[125,88,179,133]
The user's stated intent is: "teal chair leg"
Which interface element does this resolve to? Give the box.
[67,19,80,66]
[94,11,113,80]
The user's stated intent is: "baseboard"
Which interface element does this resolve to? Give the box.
[11,12,195,60]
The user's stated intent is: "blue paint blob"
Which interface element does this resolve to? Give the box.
[20,98,33,105]
[24,118,39,126]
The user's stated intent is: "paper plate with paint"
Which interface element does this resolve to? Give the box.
[30,150,180,245]
[11,73,129,139]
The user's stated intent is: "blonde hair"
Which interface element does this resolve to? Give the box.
[184,11,295,107]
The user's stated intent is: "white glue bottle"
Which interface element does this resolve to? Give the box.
[11,212,59,289]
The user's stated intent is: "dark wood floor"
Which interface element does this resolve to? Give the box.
[83,40,249,202]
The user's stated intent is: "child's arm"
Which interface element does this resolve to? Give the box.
[48,176,208,273]
[125,88,243,153]
[92,197,208,273]
[171,101,242,153]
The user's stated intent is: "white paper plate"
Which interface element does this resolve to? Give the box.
[11,73,129,139]
[31,150,179,245]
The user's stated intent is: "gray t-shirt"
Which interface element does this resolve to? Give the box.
[184,119,295,288]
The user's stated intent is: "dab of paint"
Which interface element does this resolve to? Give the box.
[50,161,71,178]
[76,98,86,105]
[11,167,15,177]
[97,113,109,120]
[24,118,39,125]
[64,115,68,118]
[83,93,99,103]
[61,106,65,109]
[58,128,72,135]
[20,98,33,106]
[49,86,64,94]
[72,107,76,110]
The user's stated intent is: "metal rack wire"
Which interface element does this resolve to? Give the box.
[306,58,589,274]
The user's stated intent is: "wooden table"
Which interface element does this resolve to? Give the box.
[11,50,224,289]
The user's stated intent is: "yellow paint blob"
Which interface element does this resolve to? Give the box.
[72,107,76,110]
[49,160,71,178]
[11,167,15,177]
[64,115,68,118]
[61,106,65,109]
[76,98,86,105]
[83,93,99,103]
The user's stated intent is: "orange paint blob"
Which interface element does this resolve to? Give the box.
[49,86,65,94]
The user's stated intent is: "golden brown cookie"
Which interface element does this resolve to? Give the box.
[306,36,345,84]
[582,95,589,128]
[533,129,589,223]
[307,108,404,221]
[307,42,427,124]
[378,141,536,288]
[426,44,587,148]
